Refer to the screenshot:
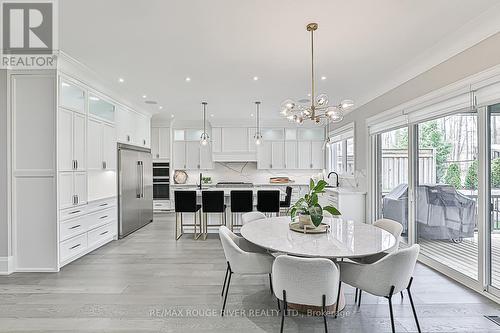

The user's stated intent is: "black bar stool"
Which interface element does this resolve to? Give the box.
[257,190,280,217]
[229,190,254,231]
[279,186,293,216]
[201,191,227,240]
[174,191,202,240]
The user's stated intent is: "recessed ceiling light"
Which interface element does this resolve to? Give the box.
[142,95,147,99]
[118,78,124,83]
[321,76,327,80]
[171,114,175,118]
[307,93,311,97]
[210,114,214,117]
[185,77,191,82]
[250,113,254,117]
[253,76,259,81]
[159,106,163,110]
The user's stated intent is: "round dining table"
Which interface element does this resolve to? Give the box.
[240,216,397,313]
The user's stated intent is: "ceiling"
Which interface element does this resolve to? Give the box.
[59,0,500,122]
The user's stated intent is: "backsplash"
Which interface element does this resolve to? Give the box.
[176,162,322,185]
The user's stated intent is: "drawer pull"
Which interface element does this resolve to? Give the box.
[98,203,108,207]
[99,215,109,219]
[69,244,81,250]
[99,231,109,236]
[68,210,81,215]
[69,225,81,230]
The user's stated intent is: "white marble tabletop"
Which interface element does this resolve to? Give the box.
[240,216,396,259]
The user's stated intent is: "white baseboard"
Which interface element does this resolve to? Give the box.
[0,256,13,275]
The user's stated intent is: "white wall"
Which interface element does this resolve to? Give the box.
[177,162,320,185]
[0,70,8,258]
[333,32,500,175]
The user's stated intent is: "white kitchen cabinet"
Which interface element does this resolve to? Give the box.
[311,141,325,169]
[60,80,85,113]
[58,108,86,172]
[248,128,257,152]
[297,141,324,169]
[87,119,102,170]
[285,141,298,169]
[88,120,116,170]
[89,94,115,122]
[173,141,186,169]
[117,108,151,147]
[257,141,272,169]
[297,141,312,169]
[151,127,170,159]
[186,141,200,169]
[319,189,366,223]
[103,124,117,170]
[271,141,285,169]
[200,145,213,169]
[59,171,87,209]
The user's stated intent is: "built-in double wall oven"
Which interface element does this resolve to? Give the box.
[153,162,170,200]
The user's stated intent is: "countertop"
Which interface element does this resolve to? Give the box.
[324,187,367,195]
[171,182,309,187]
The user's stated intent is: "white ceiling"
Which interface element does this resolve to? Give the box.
[59,0,500,122]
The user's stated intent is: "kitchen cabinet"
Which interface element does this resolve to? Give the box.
[117,108,151,147]
[173,141,186,169]
[284,141,298,169]
[222,128,248,152]
[88,119,116,170]
[271,141,285,169]
[59,171,87,209]
[151,127,170,159]
[257,141,272,169]
[60,80,85,113]
[248,128,257,152]
[89,94,115,122]
[58,108,86,172]
[319,189,366,223]
[172,141,213,170]
[297,140,324,169]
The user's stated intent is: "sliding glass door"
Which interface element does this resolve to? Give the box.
[489,103,500,290]
[416,113,478,280]
[376,127,409,243]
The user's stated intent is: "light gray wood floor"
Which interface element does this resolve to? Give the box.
[1,213,500,332]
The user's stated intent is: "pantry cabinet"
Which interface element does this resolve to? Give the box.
[151,127,170,159]
[88,119,116,171]
[58,108,86,172]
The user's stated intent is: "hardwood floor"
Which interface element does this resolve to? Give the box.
[1,214,500,332]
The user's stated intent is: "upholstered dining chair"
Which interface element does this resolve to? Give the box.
[272,255,341,333]
[339,244,421,333]
[218,226,274,316]
[241,211,266,225]
[352,218,403,304]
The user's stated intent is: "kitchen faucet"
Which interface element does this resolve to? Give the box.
[327,171,339,187]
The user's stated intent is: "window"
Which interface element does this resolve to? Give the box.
[327,123,355,175]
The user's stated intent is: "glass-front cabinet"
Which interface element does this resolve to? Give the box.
[60,80,85,113]
[89,94,115,123]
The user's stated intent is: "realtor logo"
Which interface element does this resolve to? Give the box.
[1,1,56,68]
[2,2,52,54]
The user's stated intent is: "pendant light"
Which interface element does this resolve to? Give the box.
[254,101,263,145]
[200,101,209,146]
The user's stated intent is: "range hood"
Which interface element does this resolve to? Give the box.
[213,151,257,162]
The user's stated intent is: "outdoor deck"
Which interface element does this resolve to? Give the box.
[418,233,500,286]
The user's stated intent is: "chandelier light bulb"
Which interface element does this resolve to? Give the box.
[316,94,329,107]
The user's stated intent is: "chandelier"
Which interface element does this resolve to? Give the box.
[280,23,354,125]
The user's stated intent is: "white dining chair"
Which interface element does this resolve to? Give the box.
[241,211,266,225]
[352,218,403,303]
[339,244,421,333]
[218,226,275,316]
[272,255,341,333]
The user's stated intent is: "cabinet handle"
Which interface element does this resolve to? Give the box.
[68,210,81,215]
[143,139,146,146]
[102,161,107,169]
[98,203,108,207]
[75,160,78,170]
[156,154,159,158]
[69,225,81,230]
[69,244,81,250]
[76,195,79,204]
[72,195,77,205]
[126,135,130,142]
[99,231,109,236]
[99,215,109,220]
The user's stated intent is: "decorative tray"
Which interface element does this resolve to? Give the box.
[289,222,329,234]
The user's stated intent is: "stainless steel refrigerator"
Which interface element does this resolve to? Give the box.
[118,143,153,238]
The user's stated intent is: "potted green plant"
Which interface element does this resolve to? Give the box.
[289,179,341,228]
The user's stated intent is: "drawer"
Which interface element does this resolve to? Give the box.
[87,197,116,213]
[60,215,87,241]
[87,207,116,230]
[88,223,114,248]
[60,233,87,263]
[60,205,88,221]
